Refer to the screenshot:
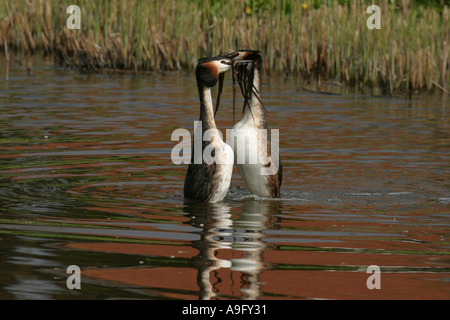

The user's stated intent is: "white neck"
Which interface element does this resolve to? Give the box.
[200,86,216,130]
[243,68,266,128]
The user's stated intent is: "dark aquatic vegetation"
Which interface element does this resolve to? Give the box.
[226,50,266,124]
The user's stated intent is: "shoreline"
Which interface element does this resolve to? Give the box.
[0,0,448,94]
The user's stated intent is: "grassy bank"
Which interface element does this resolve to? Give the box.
[0,0,448,93]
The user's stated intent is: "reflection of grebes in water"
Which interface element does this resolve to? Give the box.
[184,200,281,299]
[229,200,280,299]
[186,201,233,300]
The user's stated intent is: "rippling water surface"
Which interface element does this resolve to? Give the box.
[0,59,449,299]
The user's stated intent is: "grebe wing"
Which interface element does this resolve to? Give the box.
[184,162,219,201]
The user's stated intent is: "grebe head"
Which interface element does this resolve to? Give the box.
[225,50,264,119]
[226,50,261,62]
[196,56,232,88]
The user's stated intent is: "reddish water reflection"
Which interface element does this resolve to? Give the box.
[0,59,449,300]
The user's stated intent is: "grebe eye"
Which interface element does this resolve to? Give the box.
[221,60,225,64]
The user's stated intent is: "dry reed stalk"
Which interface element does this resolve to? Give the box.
[4,35,10,81]
[432,80,449,94]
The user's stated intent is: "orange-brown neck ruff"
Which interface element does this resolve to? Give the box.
[202,61,220,79]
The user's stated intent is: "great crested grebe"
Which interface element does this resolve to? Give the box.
[227,50,282,198]
[183,56,234,203]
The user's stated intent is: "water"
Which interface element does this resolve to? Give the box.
[0,59,449,300]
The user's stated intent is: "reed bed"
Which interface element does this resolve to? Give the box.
[0,0,448,93]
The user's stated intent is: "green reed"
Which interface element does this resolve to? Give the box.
[0,0,448,93]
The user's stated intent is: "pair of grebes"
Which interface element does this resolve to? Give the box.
[184,50,282,203]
